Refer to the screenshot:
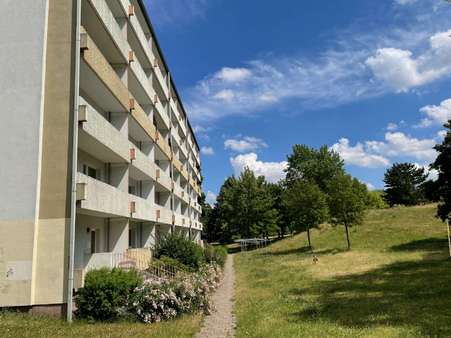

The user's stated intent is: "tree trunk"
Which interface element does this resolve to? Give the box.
[345,223,351,250]
[307,227,312,249]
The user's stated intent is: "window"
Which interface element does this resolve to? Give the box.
[83,164,98,179]
[90,230,97,254]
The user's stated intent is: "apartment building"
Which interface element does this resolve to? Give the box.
[0,0,203,313]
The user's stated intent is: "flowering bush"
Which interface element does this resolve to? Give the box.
[128,263,223,323]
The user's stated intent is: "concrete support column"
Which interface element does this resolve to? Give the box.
[109,219,129,253]
[141,223,156,248]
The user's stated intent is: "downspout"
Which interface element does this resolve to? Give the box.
[67,0,82,323]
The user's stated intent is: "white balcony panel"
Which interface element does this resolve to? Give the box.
[88,0,128,60]
[79,99,129,163]
[77,173,129,217]
[117,0,169,98]
[174,213,189,228]
[155,168,172,192]
[129,59,170,130]
[156,207,172,225]
[174,185,189,205]
[129,143,155,181]
[131,196,156,222]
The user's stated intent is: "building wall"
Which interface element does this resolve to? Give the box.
[0,0,49,307]
[33,0,77,306]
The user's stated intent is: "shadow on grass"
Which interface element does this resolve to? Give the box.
[390,237,448,253]
[264,246,347,257]
[290,253,451,336]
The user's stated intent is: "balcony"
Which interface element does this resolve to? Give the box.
[131,196,156,222]
[117,0,169,98]
[155,166,172,192]
[75,248,152,288]
[129,142,156,181]
[78,99,130,163]
[77,173,130,218]
[155,207,172,226]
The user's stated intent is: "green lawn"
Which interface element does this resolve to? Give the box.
[235,204,451,338]
[0,312,201,338]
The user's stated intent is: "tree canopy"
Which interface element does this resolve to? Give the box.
[327,174,368,250]
[283,180,328,248]
[285,145,344,192]
[431,121,451,222]
[383,163,427,207]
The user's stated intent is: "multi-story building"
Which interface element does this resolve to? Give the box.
[0,0,203,314]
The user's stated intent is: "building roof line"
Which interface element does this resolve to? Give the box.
[136,0,200,152]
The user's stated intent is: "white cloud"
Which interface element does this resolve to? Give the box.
[331,138,390,168]
[418,98,451,127]
[186,3,451,124]
[201,146,214,156]
[230,153,287,183]
[394,0,417,5]
[206,190,217,205]
[367,132,437,162]
[386,122,398,131]
[437,129,447,139]
[224,136,268,153]
[213,89,235,103]
[366,29,451,92]
[214,67,252,82]
[364,182,376,191]
[414,163,438,181]
[331,132,438,168]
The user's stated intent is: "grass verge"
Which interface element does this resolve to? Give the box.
[234,204,451,338]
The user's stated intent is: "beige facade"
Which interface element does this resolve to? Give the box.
[0,0,203,311]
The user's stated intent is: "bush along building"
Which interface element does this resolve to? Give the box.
[0,0,203,315]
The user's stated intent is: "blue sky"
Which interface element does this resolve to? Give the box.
[145,0,451,204]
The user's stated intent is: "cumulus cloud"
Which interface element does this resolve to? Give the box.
[367,132,437,162]
[230,153,287,183]
[206,190,217,205]
[201,146,214,156]
[186,2,451,124]
[214,67,252,82]
[418,98,451,127]
[366,30,451,92]
[386,122,398,131]
[332,132,438,168]
[224,136,268,153]
[331,138,390,168]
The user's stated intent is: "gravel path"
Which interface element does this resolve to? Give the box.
[197,255,236,338]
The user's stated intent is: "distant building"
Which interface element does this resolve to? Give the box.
[0,0,203,314]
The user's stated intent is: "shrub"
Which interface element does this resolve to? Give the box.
[204,245,227,267]
[154,233,205,270]
[75,268,142,321]
[128,264,222,323]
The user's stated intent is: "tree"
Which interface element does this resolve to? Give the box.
[283,180,328,249]
[366,191,388,209]
[383,163,427,207]
[327,174,368,250]
[213,168,279,242]
[285,145,344,192]
[267,182,290,237]
[431,121,451,222]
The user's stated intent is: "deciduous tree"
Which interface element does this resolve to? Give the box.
[327,174,368,250]
[283,180,328,249]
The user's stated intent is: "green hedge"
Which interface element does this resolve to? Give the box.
[154,233,205,270]
[75,268,142,321]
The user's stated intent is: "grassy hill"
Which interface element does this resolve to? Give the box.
[234,204,451,338]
